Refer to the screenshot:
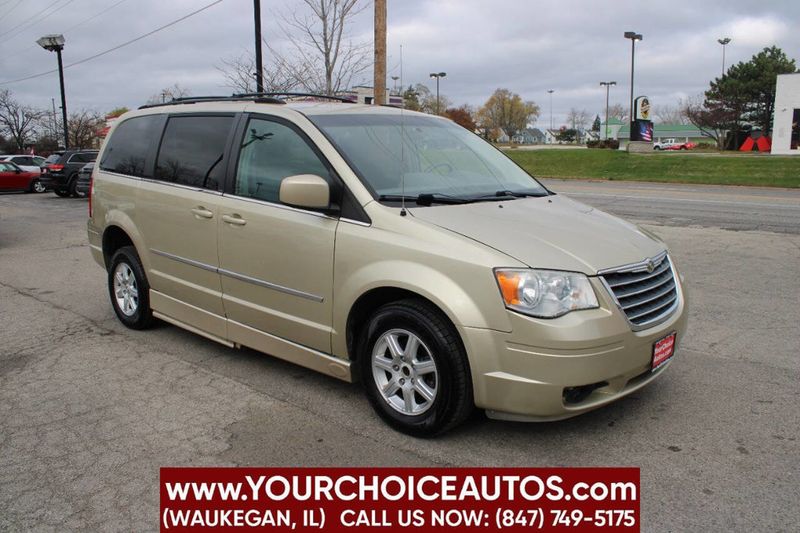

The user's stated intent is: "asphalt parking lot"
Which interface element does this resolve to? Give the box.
[1,184,798,531]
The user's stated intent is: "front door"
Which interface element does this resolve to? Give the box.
[218,115,338,353]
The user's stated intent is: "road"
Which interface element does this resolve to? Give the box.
[1,185,798,531]
[541,179,800,234]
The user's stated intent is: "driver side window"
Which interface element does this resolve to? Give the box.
[234,117,330,204]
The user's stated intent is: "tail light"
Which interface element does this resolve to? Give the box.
[48,164,64,172]
[88,176,94,218]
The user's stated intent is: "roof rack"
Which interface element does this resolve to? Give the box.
[233,92,356,103]
[138,94,286,110]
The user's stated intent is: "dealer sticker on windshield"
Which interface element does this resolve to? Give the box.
[652,332,676,371]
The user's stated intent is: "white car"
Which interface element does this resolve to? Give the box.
[0,155,46,174]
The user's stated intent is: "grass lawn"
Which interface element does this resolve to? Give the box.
[505,149,800,188]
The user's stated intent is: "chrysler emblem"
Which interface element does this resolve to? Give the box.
[646,260,655,273]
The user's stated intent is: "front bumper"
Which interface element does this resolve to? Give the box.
[460,275,688,421]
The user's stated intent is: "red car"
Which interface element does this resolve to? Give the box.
[0,161,46,193]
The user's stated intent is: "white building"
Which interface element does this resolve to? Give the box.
[771,73,800,156]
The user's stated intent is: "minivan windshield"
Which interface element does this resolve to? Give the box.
[307,113,548,202]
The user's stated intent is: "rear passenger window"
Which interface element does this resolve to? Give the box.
[235,117,330,203]
[155,115,233,191]
[100,116,162,176]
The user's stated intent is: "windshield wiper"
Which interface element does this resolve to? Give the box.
[378,193,469,206]
[489,189,550,199]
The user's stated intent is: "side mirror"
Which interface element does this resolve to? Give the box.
[279,174,330,209]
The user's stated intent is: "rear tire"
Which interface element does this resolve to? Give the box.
[108,246,154,330]
[358,299,473,436]
[68,174,84,198]
[29,179,46,193]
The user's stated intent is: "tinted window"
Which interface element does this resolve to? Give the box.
[235,117,330,203]
[100,116,161,176]
[44,154,63,164]
[14,157,33,165]
[155,115,233,191]
[68,152,97,164]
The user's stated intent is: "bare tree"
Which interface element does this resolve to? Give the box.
[607,103,629,123]
[146,84,191,106]
[67,110,105,149]
[683,96,734,149]
[274,0,370,95]
[653,104,687,124]
[0,89,44,151]
[567,108,590,131]
[217,52,298,94]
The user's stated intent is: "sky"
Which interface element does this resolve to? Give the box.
[1,0,798,128]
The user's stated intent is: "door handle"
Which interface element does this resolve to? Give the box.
[222,214,247,226]
[190,207,214,219]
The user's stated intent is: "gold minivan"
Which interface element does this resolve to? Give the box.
[88,95,687,435]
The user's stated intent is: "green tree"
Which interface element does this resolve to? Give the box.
[592,115,601,132]
[705,46,796,136]
[477,88,539,138]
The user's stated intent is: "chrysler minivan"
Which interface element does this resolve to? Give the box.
[87,95,687,435]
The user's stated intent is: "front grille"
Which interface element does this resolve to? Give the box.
[600,253,678,328]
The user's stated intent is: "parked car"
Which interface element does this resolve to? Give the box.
[654,139,695,150]
[0,161,46,193]
[74,162,94,198]
[88,96,687,435]
[40,149,98,197]
[0,154,46,173]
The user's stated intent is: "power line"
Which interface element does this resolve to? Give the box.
[62,0,131,35]
[0,0,77,41]
[0,0,224,86]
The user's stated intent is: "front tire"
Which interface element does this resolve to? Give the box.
[108,246,154,330]
[68,174,84,198]
[358,299,473,436]
[53,188,71,197]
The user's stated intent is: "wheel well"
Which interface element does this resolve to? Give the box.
[346,287,455,369]
[102,226,133,269]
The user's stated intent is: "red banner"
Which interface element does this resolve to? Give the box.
[160,467,639,531]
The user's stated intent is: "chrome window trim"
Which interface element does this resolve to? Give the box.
[597,252,681,332]
[150,248,324,303]
[339,217,371,227]
[222,192,336,220]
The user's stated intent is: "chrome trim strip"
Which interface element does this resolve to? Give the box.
[340,217,371,227]
[597,250,668,276]
[218,268,324,303]
[150,248,217,273]
[149,248,324,303]
[223,193,336,220]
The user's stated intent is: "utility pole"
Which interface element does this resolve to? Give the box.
[624,31,643,132]
[547,89,554,130]
[373,0,386,105]
[253,0,264,93]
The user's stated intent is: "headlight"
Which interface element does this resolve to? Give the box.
[494,269,599,318]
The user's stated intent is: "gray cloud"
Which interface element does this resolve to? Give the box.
[1,0,798,127]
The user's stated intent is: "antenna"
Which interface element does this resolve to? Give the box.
[399,44,407,217]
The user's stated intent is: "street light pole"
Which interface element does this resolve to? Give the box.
[600,81,616,140]
[429,72,446,114]
[37,34,68,150]
[718,37,731,77]
[253,0,264,93]
[624,31,643,132]
[547,89,554,130]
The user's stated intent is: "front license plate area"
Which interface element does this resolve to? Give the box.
[652,332,676,371]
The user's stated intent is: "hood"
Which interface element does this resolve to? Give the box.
[408,194,664,274]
